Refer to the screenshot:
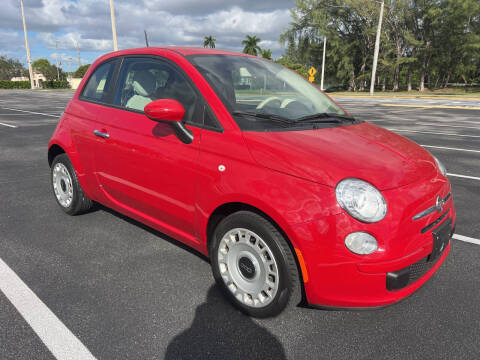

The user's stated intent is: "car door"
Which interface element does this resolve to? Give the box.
[93,56,206,245]
[69,59,119,195]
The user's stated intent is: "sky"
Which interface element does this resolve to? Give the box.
[1,0,295,72]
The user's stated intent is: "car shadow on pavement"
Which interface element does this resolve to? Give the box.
[165,285,287,360]
[96,204,210,263]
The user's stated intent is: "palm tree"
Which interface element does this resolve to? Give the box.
[260,49,272,60]
[203,36,216,48]
[242,35,262,56]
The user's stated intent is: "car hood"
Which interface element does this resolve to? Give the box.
[243,122,437,190]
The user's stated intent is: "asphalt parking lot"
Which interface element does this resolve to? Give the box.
[1,90,479,360]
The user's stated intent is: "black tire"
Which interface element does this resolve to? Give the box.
[210,211,301,317]
[50,153,93,215]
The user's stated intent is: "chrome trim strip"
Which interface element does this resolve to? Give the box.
[413,206,437,220]
[413,192,451,221]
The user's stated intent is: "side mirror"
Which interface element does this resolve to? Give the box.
[144,99,193,144]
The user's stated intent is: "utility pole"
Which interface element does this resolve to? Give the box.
[144,30,149,47]
[55,40,60,80]
[320,36,326,91]
[20,0,34,89]
[370,0,384,96]
[109,0,118,51]
[74,41,81,69]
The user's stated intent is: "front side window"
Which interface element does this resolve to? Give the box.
[188,55,352,131]
[81,61,115,102]
[113,57,203,125]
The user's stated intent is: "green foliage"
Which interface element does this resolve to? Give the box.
[42,80,70,89]
[32,58,66,81]
[261,49,273,60]
[0,80,30,89]
[203,36,216,48]
[275,58,309,78]
[242,35,262,56]
[0,56,27,80]
[281,0,480,91]
[73,64,90,78]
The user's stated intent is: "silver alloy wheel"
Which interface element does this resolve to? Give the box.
[52,163,74,208]
[217,228,279,308]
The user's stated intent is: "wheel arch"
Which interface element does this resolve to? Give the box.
[48,144,66,167]
[206,201,307,297]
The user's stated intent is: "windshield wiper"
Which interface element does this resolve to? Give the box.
[294,113,355,123]
[231,111,295,126]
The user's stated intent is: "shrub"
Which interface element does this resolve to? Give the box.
[42,80,70,89]
[0,80,31,89]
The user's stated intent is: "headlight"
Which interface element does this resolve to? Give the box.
[345,232,378,255]
[335,178,387,223]
[433,156,447,177]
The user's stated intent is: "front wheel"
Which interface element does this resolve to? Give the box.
[51,154,93,215]
[210,211,300,317]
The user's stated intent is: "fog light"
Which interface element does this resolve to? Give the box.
[345,232,378,255]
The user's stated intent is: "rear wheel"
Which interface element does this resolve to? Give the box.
[51,154,92,215]
[210,211,300,317]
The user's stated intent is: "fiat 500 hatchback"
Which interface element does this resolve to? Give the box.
[48,47,455,317]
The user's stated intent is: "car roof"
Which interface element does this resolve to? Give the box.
[109,46,252,57]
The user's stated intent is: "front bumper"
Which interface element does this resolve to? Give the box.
[290,176,456,308]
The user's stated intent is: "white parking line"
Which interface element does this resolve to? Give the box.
[417,122,480,130]
[387,128,480,138]
[453,234,480,246]
[0,107,59,118]
[0,122,17,128]
[447,173,480,181]
[422,145,480,153]
[0,257,96,360]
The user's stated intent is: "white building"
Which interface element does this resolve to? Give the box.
[11,71,47,88]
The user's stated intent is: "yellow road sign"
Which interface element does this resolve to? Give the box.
[308,66,317,77]
[308,76,315,83]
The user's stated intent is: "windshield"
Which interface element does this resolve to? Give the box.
[187,54,348,131]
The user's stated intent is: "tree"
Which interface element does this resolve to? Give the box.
[281,0,480,92]
[203,35,216,48]
[32,58,65,81]
[73,64,90,78]
[0,56,27,80]
[242,35,262,56]
[276,58,308,78]
[261,49,273,60]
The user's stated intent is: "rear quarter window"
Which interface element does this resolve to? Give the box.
[81,60,116,103]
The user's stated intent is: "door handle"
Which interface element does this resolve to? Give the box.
[93,130,110,139]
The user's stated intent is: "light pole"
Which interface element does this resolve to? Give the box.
[55,40,60,80]
[109,0,118,51]
[144,30,149,47]
[20,0,34,89]
[320,36,326,91]
[370,0,384,96]
[74,41,81,69]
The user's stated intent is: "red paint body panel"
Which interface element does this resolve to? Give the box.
[243,122,436,190]
[48,47,456,309]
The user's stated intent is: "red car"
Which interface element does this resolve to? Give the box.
[48,47,455,317]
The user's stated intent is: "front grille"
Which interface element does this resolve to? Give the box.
[386,244,448,292]
[408,257,436,283]
[421,209,450,233]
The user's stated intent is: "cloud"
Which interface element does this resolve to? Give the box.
[0,30,25,58]
[1,0,293,67]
